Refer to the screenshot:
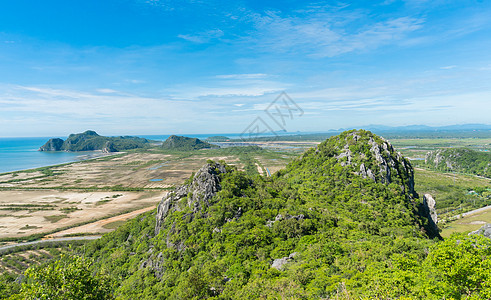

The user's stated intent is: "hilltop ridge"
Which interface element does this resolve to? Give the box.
[161,135,218,151]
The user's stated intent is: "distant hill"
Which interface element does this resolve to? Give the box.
[205,136,230,142]
[424,148,491,178]
[161,135,218,151]
[39,130,151,152]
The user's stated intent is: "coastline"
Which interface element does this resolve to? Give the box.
[0,151,123,175]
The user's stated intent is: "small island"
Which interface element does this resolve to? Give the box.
[39,130,151,153]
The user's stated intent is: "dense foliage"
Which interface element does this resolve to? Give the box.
[161,135,218,151]
[424,148,491,178]
[2,255,113,300]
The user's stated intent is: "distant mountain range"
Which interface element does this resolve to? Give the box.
[335,123,491,133]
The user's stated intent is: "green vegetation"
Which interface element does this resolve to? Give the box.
[70,130,440,298]
[424,148,491,178]
[161,135,218,151]
[39,130,151,152]
[11,255,113,300]
[102,220,126,230]
[3,130,491,299]
[43,215,67,223]
[414,168,491,219]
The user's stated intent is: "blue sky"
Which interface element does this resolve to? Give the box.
[0,0,490,137]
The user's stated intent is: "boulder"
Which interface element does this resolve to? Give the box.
[470,223,491,239]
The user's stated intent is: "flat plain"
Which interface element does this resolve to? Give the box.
[0,143,303,241]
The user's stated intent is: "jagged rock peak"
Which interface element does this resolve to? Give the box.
[309,129,415,193]
[155,162,228,235]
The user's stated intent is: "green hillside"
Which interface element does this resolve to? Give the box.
[161,135,218,151]
[424,148,491,178]
[5,130,491,299]
[39,130,151,152]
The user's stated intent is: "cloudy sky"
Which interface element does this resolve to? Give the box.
[1,0,490,137]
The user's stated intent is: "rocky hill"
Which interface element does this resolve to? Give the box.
[39,130,151,152]
[161,135,218,151]
[424,148,491,178]
[64,129,460,299]
[8,130,491,299]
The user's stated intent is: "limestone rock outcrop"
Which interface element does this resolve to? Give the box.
[271,252,298,270]
[470,223,491,239]
[155,162,228,236]
[332,131,415,194]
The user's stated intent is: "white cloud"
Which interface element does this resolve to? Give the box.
[96,88,119,93]
[178,29,224,44]
[244,8,425,57]
[440,65,457,70]
[215,73,269,79]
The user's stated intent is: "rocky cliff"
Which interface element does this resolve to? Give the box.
[155,162,228,236]
[332,131,415,194]
[38,138,64,151]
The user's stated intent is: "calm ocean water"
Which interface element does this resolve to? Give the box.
[0,133,266,174]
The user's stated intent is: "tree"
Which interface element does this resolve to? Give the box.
[17,255,113,300]
[425,234,491,299]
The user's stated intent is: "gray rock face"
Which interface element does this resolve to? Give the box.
[139,251,166,279]
[39,138,64,151]
[266,214,305,227]
[422,193,439,235]
[423,194,438,225]
[155,162,228,236]
[102,141,117,153]
[335,132,415,194]
[271,252,298,270]
[470,223,491,239]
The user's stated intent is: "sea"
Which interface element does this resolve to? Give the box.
[0,132,283,174]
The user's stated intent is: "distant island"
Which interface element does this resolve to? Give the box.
[39,130,151,152]
[161,135,218,151]
[205,136,230,142]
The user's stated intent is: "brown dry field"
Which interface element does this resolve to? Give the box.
[0,190,162,239]
[0,144,302,240]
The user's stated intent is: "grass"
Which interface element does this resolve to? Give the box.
[60,206,81,213]
[389,138,491,149]
[43,215,67,223]
[19,225,40,230]
[441,209,491,238]
[102,220,126,230]
[414,168,491,218]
